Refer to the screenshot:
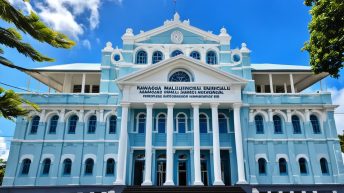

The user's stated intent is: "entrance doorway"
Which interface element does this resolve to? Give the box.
[200,154,208,186]
[133,154,145,186]
[220,150,231,186]
[156,154,166,186]
[178,154,188,186]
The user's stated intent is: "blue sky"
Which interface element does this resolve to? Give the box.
[1,0,344,156]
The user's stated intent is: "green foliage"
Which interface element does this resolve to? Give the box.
[339,133,344,153]
[0,87,40,121]
[0,159,5,185]
[303,0,344,78]
[0,0,75,71]
[0,0,74,120]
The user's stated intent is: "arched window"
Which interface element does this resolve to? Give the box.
[85,158,94,175]
[279,158,287,175]
[190,51,200,60]
[292,115,301,134]
[171,50,183,57]
[30,116,40,134]
[137,113,146,133]
[200,113,208,133]
[42,158,51,175]
[68,115,79,134]
[136,50,147,64]
[219,113,228,133]
[88,115,97,134]
[63,159,72,175]
[169,70,191,82]
[258,158,267,175]
[157,113,166,133]
[106,158,115,175]
[21,159,31,175]
[206,51,217,64]
[299,158,308,174]
[109,115,117,134]
[255,115,264,134]
[177,113,187,133]
[49,115,59,134]
[310,115,321,134]
[320,158,329,174]
[273,115,283,134]
[152,51,163,64]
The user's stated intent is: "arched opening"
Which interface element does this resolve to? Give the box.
[218,113,228,133]
[106,158,115,175]
[278,158,287,175]
[320,158,329,174]
[109,115,117,134]
[310,115,321,134]
[157,113,166,133]
[206,51,217,64]
[152,51,163,64]
[171,50,183,57]
[190,51,200,60]
[299,158,308,174]
[199,113,208,133]
[255,115,264,134]
[137,113,146,133]
[63,159,72,175]
[258,158,267,175]
[136,50,147,64]
[177,113,187,133]
[30,116,40,134]
[84,158,94,175]
[273,115,283,134]
[88,115,97,134]
[292,115,301,134]
[68,115,78,134]
[21,158,31,175]
[42,158,51,175]
[48,115,59,134]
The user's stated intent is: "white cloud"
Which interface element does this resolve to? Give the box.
[329,88,344,134]
[0,137,9,161]
[82,39,92,50]
[9,0,123,40]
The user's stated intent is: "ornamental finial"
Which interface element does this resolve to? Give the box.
[174,12,180,22]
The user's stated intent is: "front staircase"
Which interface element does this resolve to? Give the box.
[122,186,247,193]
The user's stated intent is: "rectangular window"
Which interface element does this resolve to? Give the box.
[276,85,284,93]
[92,85,100,93]
[264,85,271,93]
[73,85,82,93]
[85,85,91,93]
[256,85,262,93]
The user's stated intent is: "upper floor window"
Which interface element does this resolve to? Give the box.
[106,158,115,175]
[320,158,329,174]
[200,113,208,133]
[299,158,308,174]
[190,51,200,60]
[88,115,97,134]
[137,113,146,133]
[255,115,264,134]
[177,113,187,133]
[218,113,228,133]
[171,50,183,57]
[169,70,192,82]
[68,115,79,134]
[157,113,166,133]
[84,158,94,175]
[152,51,163,64]
[63,159,72,175]
[30,116,40,134]
[109,115,117,134]
[258,158,267,175]
[21,158,31,175]
[292,115,301,134]
[136,50,147,64]
[273,115,283,134]
[279,158,287,175]
[206,51,217,64]
[42,158,51,175]
[49,115,59,134]
[310,115,321,134]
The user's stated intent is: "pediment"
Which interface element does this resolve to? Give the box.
[116,55,248,87]
[132,14,221,44]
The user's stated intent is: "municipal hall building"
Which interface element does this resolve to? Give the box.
[3,13,344,191]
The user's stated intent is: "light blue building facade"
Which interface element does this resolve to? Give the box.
[3,13,344,187]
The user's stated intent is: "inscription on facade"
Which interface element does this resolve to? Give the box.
[136,85,230,99]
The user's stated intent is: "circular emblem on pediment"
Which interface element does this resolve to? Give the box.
[171,30,183,44]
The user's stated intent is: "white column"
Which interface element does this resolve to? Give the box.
[114,103,130,185]
[289,73,295,93]
[210,103,224,186]
[269,73,273,93]
[142,103,154,186]
[164,103,175,186]
[191,103,203,186]
[233,103,247,184]
[81,73,86,93]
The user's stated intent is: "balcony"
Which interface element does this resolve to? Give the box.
[20,93,119,105]
[243,92,332,105]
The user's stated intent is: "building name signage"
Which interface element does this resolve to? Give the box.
[136,85,230,99]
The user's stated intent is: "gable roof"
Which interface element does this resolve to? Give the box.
[123,13,223,43]
[116,55,248,86]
